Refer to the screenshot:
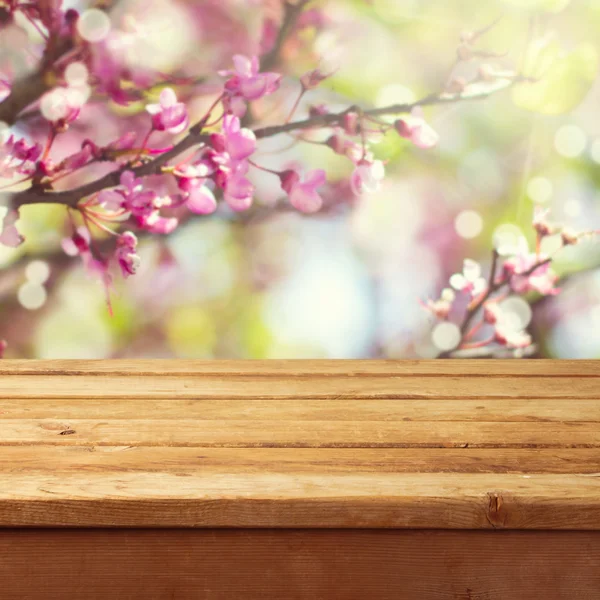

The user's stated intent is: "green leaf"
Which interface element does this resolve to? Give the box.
[512,40,598,115]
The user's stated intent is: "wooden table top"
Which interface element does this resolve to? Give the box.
[0,360,599,529]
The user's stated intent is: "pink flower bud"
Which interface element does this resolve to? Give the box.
[300,68,332,90]
[342,112,359,136]
[279,169,301,194]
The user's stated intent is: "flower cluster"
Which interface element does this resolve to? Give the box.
[0,1,549,339]
[423,209,599,356]
[0,136,42,179]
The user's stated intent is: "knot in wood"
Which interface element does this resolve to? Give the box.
[486,492,508,528]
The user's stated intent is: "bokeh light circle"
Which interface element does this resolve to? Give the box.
[18,282,47,310]
[554,125,586,158]
[527,176,553,204]
[499,296,533,330]
[432,322,461,352]
[25,261,50,285]
[77,9,111,43]
[454,210,483,239]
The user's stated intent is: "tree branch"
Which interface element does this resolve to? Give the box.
[4,77,527,211]
[261,0,310,72]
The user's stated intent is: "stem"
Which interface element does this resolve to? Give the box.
[248,159,280,176]
[285,86,306,124]
[133,128,154,164]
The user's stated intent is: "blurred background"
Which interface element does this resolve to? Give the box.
[1,0,600,358]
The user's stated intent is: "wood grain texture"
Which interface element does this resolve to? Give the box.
[2,472,600,528]
[1,373,599,397]
[1,446,600,473]
[2,397,600,421]
[0,529,599,600]
[0,358,598,376]
[0,360,599,529]
[2,418,600,447]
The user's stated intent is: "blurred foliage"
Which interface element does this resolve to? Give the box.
[1,0,600,358]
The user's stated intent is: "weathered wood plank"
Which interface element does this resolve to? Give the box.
[2,419,600,447]
[1,472,600,528]
[0,446,599,474]
[1,360,598,531]
[0,359,598,376]
[0,374,598,398]
[1,529,599,600]
[1,397,599,421]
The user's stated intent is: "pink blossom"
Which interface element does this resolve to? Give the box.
[494,323,532,348]
[422,288,455,319]
[449,259,487,297]
[1,135,42,178]
[146,88,189,134]
[61,227,91,257]
[99,171,157,217]
[207,116,257,212]
[350,159,385,195]
[394,107,439,149]
[181,177,217,215]
[61,144,94,171]
[0,339,6,359]
[11,137,42,162]
[0,209,24,248]
[503,253,559,296]
[280,169,327,213]
[223,161,254,212]
[115,231,140,278]
[483,301,532,348]
[136,212,178,235]
[220,55,281,102]
[212,115,257,161]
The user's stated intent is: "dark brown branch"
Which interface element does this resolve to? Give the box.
[261,0,310,72]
